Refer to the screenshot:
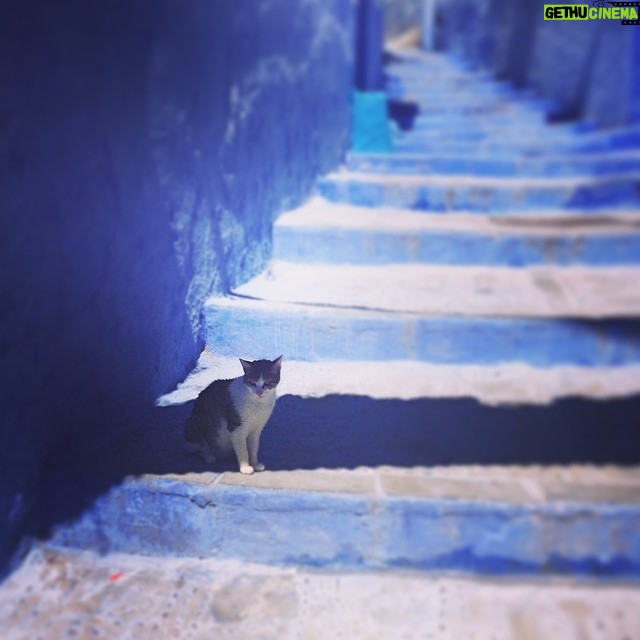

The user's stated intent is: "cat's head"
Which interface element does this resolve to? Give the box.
[239,356,282,398]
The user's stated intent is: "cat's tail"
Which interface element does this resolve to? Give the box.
[185,440,216,464]
[184,419,216,463]
[184,440,199,454]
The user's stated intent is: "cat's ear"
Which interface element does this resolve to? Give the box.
[239,358,253,374]
[270,355,283,373]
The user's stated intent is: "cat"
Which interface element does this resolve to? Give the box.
[184,356,282,474]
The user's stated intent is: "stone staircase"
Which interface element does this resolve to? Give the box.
[46,50,640,579]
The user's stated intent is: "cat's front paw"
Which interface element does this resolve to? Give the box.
[253,463,265,472]
[239,464,254,475]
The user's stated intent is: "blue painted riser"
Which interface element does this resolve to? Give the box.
[410,117,592,134]
[388,76,483,86]
[390,88,518,101]
[273,225,640,266]
[316,177,640,211]
[398,129,587,145]
[346,152,640,178]
[412,118,550,132]
[385,71,506,82]
[386,77,496,89]
[385,72,507,83]
[205,305,640,367]
[396,130,640,154]
[388,99,545,117]
[385,84,517,101]
[402,129,566,144]
[47,476,640,578]
[411,121,581,135]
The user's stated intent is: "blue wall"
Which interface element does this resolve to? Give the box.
[382,0,423,39]
[432,0,640,127]
[432,0,494,69]
[0,0,353,575]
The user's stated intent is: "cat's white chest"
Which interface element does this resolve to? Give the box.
[229,378,276,432]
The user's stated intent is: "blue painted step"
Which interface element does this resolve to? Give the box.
[346,151,640,178]
[399,128,584,145]
[412,121,598,139]
[46,469,640,578]
[204,296,640,367]
[385,83,517,102]
[274,201,640,266]
[317,172,640,212]
[411,119,585,136]
[385,66,497,82]
[396,127,640,155]
[387,80,530,96]
[413,115,548,132]
[389,92,548,110]
[408,115,592,136]
[400,103,530,119]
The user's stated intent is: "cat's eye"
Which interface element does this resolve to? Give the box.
[247,380,257,386]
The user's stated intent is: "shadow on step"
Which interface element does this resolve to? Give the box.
[263,394,640,470]
[33,394,640,546]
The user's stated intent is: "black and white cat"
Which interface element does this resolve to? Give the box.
[184,356,282,474]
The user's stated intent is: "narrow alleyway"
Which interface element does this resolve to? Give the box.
[3,49,640,639]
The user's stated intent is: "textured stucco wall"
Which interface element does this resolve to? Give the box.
[0,0,353,575]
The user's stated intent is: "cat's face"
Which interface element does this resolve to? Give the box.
[239,356,282,398]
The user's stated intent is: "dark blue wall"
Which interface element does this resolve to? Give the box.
[432,0,494,69]
[355,0,385,91]
[382,0,423,39]
[520,3,639,125]
[0,0,353,574]
[432,0,640,127]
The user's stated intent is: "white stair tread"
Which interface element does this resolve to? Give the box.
[325,170,640,188]
[156,351,640,407]
[3,546,640,639]
[230,260,640,318]
[277,198,640,235]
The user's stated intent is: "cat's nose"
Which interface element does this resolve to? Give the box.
[257,390,264,397]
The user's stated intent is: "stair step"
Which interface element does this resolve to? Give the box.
[396,128,640,155]
[410,109,589,126]
[387,85,516,101]
[6,546,640,636]
[391,88,531,108]
[402,121,593,140]
[399,104,549,121]
[157,352,640,408]
[400,126,637,145]
[231,261,640,318]
[346,151,640,177]
[45,466,640,577]
[410,122,583,138]
[204,298,640,367]
[157,354,640,471]
[386,76,535,98]
[386,84,517,102]
[274,199,640,265]
[317,172,640,211]
[398,133,584,149]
